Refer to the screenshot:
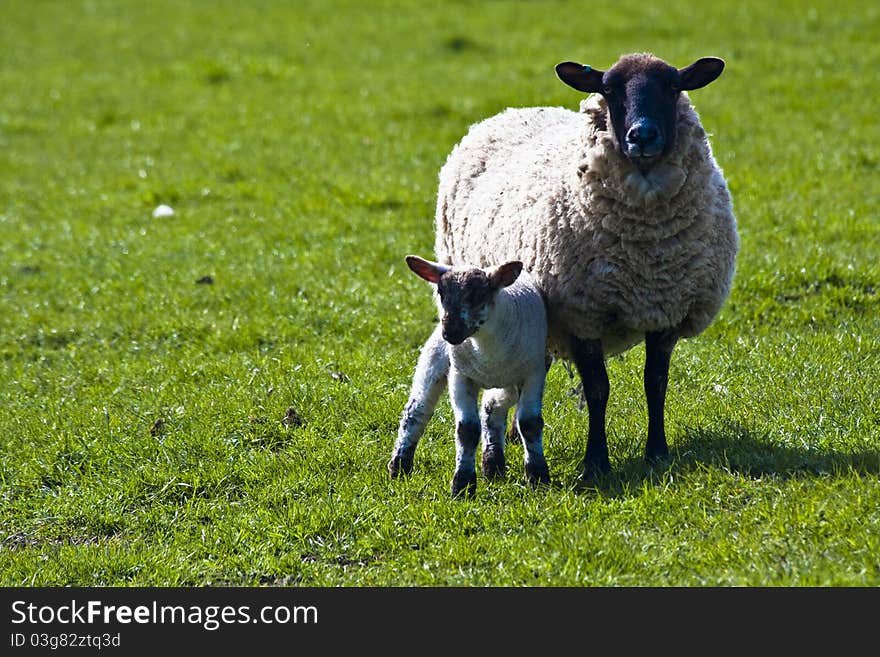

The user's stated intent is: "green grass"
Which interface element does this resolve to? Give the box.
[1,0,878,586]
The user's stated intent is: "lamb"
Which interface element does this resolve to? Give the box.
[434,53,739,481]
[387,255,550,498]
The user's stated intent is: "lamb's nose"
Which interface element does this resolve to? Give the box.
[442,329,466,345]
[626,121,659,146]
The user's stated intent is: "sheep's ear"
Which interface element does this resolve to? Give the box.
[406,255,447,284]
[489,261,523,289]
[678,57,725,91]
[556,61,605,93]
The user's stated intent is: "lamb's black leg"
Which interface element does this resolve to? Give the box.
[570,336,611,477]
[644,330,678,463]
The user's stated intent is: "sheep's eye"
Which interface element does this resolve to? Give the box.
[602,85,613,95]
[670,84,681,94]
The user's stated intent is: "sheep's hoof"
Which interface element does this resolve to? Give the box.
[450,470,477,499]
[525,461,551,488]
[387,452,414,479]
[645,452,672,474]
[579,456,611,488]
[583,452,611,474]
[481,447,506,479]
[645,444,670,465]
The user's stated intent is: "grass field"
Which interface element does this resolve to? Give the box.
[1,0,878,586]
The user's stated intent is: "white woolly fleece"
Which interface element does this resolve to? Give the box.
[435,92,738,357]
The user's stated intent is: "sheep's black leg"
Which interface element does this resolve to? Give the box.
[570,336,611,477]
[644,330,678,463]
[451,420,480,498]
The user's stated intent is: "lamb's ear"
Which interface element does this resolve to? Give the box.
[556,61,605,93]
[678,57,725,91]
[405,255,447,284]
[489,261,523,289]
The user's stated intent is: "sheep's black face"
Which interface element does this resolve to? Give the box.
[437,269,494,346]
[602,57,681,168]
[556,54,725,172]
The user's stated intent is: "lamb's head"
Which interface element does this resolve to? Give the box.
[405,255,523,346]
[556,53,724,170]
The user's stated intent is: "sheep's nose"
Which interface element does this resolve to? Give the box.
[441,318,469,345]
[442,329,467,345]
[626,121,660,146]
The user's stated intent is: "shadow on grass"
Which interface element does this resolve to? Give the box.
[570,421,880,497]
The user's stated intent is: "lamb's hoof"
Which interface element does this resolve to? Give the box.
[525,461,551,488]
[481,447,506,479]
[387,453,413,479]
[450,470,477,499]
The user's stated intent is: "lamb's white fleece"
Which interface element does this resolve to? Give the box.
[435,93,738,357]
[444,270,547,392]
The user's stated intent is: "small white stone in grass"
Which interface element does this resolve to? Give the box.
[152,204,175,218]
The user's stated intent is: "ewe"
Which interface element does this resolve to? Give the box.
[434,53,738,479]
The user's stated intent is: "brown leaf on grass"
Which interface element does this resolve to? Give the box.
[282,406,305,428]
